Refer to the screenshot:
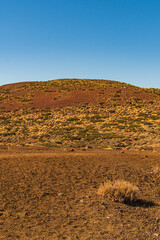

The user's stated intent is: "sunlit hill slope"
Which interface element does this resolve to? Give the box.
[0,79,160,150]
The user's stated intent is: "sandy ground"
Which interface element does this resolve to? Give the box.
[1,147,160,239]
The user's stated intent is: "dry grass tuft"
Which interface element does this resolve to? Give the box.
[97,180,140,203]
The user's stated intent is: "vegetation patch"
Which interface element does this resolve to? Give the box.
[0,79,160,150]
[98,180,140,203]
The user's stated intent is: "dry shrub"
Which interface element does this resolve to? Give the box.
[97,180,139,203]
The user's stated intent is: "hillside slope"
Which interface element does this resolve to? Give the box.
[0,79,160,150]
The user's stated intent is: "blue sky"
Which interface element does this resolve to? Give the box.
[0,0,160,88]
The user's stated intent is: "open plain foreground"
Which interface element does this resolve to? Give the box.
[1,146,160,239]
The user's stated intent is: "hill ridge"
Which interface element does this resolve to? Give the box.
[0,78,160,151]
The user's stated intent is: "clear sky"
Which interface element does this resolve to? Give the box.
[0,0,160,88]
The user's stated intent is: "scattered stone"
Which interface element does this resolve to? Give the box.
[86,195,91,198]
[58,193,65,197]
[101,205,107,209]
[101,202,107,209]
[80,199,84,203]
[153,233,159,237]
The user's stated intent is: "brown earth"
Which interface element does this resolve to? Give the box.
[1,146,160,239]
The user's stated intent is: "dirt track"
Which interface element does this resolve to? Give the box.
[1,148,160,239]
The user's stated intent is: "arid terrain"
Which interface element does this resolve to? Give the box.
[0,79,160,239]
[1,146,160,239]
[0,79,160,151]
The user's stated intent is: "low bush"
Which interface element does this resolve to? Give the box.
[97,180,139,203]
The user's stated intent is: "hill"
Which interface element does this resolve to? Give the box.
[1,79,160,239]
[0,79,160,150]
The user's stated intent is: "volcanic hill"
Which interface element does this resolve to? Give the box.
[1,79,160,240]
[0,79,160,150]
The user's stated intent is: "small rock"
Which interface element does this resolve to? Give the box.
[80,199,84,203]
[102,205,107,209]
[153,233,159,237]
[101,203,107,209]
[58,193,65,196]
[86,195,91,199]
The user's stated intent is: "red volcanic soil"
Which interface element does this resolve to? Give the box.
[1,146,160,239]
[0,79,160,111]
